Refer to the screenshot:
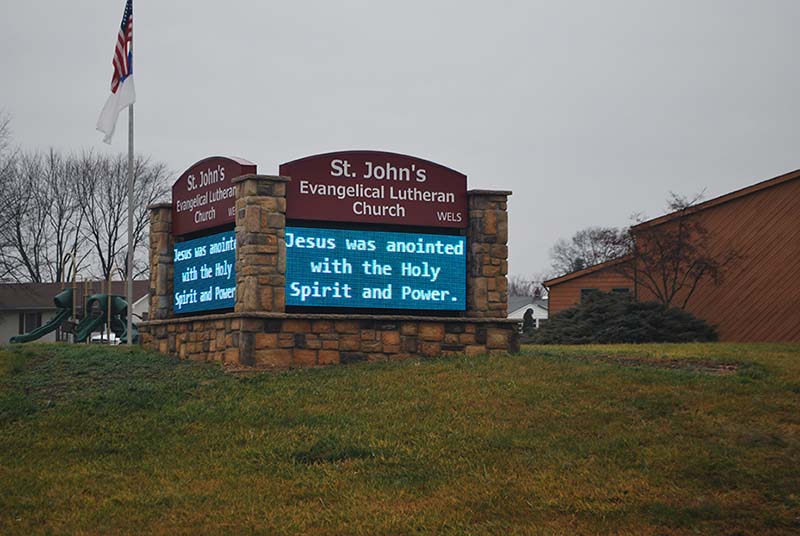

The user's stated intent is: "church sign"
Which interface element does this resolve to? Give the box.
[280,151,467,228]
[172,156,257,236]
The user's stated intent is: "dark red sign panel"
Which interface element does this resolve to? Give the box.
[172,156,257,236]
[280,151,467,228]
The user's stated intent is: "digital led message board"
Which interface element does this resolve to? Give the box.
[285,226,466,311]
[173,230,236,314]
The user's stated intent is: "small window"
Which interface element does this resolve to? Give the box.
[28,313,42,332]
[612,288,630,294]
[19,312,42,334]
[580,288,599,303]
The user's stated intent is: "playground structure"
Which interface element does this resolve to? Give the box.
[10,286,139,344]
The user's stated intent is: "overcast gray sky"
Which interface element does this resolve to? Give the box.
[1,1,798,278]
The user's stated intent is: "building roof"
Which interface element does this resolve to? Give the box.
[508,296,532,313]
[508,295,548,313]
[543,257,630,288]
[0,280,149,311]
[544,168,800,288]
[632,169,800,230]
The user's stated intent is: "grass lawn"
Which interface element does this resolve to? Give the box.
[1,342,799,535]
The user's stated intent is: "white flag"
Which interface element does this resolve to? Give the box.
[96,0,135,144]
[97,77,135,144]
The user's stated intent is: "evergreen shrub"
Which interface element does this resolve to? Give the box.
[531,292,718,344]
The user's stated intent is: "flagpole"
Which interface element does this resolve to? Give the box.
[126,18,134,345]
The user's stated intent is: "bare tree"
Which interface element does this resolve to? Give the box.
[0,111,17,219]
[509,273,549,298]
[0,113,21,281]
[77,152,170,280]
[45,150,89,282]
[0,147,169,284]
[0,111,10,156]
[549,226,630,276]
[617,192,742,309]
[0,115,170,283]
[0,152,51,282]
[0,151,89,283]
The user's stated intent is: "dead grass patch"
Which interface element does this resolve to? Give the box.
[588,355,740,375]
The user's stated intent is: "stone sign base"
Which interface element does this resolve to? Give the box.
[140,313,519,369]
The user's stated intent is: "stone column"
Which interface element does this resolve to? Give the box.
[233,174,289,313]
[148,203,174,320]
[466,190,511,318]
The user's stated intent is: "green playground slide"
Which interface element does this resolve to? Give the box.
[10,288,74,344]
[73,314,108,343]
[111,295,139,344]
[73,294,139,344]
[10,307,71,344]
[110,316,138,344]
[11,288,139,344]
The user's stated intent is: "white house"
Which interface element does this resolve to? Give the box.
[508,296,548,328]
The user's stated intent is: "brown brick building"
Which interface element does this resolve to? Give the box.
[545,169,800,342]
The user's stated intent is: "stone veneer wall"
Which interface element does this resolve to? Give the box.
[467,190,510,318]
[140,175,517,369]
[141,313,519,369]
[148,203,174,321]
[233,174,288,313]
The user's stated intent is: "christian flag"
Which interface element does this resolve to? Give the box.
[96,0,135,144]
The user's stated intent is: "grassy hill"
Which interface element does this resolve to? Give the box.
[1,342,799,535]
